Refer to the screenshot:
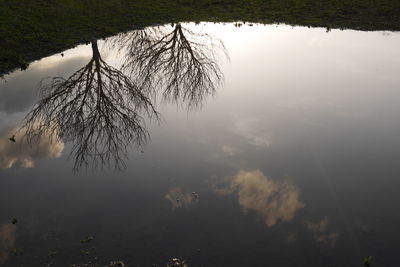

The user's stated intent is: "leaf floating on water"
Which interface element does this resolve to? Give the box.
[11,248,24,256]
[80,249,90,255]
[80,236,94,243]
[49,250,57,257]
[191,192,199,200]
[107,261,126,267]
[167,257,188,267]
[11,217,18,224]
[364,256,372,267]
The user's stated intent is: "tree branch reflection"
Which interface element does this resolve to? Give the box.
[20,24,227,171]
[22,41,158,171]
[115,23,228,108]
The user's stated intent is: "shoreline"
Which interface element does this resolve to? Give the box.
[1,0,400,76]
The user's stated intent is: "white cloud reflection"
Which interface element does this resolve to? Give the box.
[220,145,240,156]
[232,118,272,148]
[0,125,64,169]
[0,224,16,264]
[212,170,304,226]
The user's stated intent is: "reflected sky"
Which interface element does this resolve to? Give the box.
[8,24,225,171]
[1,23,400,266]
[0,124,64,169]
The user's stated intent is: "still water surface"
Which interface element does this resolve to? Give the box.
[1,23,400,266]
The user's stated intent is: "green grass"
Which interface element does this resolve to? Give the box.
[1,0,400,75]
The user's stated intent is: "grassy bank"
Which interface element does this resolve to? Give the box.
[1,0,400,75]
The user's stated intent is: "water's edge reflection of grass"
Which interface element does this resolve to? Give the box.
[1,0,400,76]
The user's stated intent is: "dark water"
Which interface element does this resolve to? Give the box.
[1,23,400,266]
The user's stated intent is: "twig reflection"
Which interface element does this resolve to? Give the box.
[20,24,227,171]
[115,23,227,107]
[22,41,158,170]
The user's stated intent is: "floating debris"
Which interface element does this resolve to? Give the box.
[11,247,24,256]
[167,257,188,267]
[364,256,372,267]
[107,260,126,266]
[81,236,94,243]
[49,250,57,257]
[80,249,90,255]
[11,217,18,224]
[191,192,199,200]
[8,135,16,143]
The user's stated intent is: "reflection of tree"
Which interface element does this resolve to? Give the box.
[115,24,227,107]
[22,41,158,170]
[20,24,226,171]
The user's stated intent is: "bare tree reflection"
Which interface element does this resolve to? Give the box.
[114,24,228,108]
[20,24,227,171]
[22,41,158,170]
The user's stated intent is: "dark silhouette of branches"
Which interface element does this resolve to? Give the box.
[114,24,228,108]
[20,24,227,171]
[22,41,158,171]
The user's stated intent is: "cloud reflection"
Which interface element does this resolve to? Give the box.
[0,224,16,264]
[212,170,304,226]
[165,188,199,209]
[220,145,240,156]
[231,118,272,148]
[306,218,338,246]
[0,125,64,169]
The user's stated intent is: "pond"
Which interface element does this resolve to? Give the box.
[1,23,400,267]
